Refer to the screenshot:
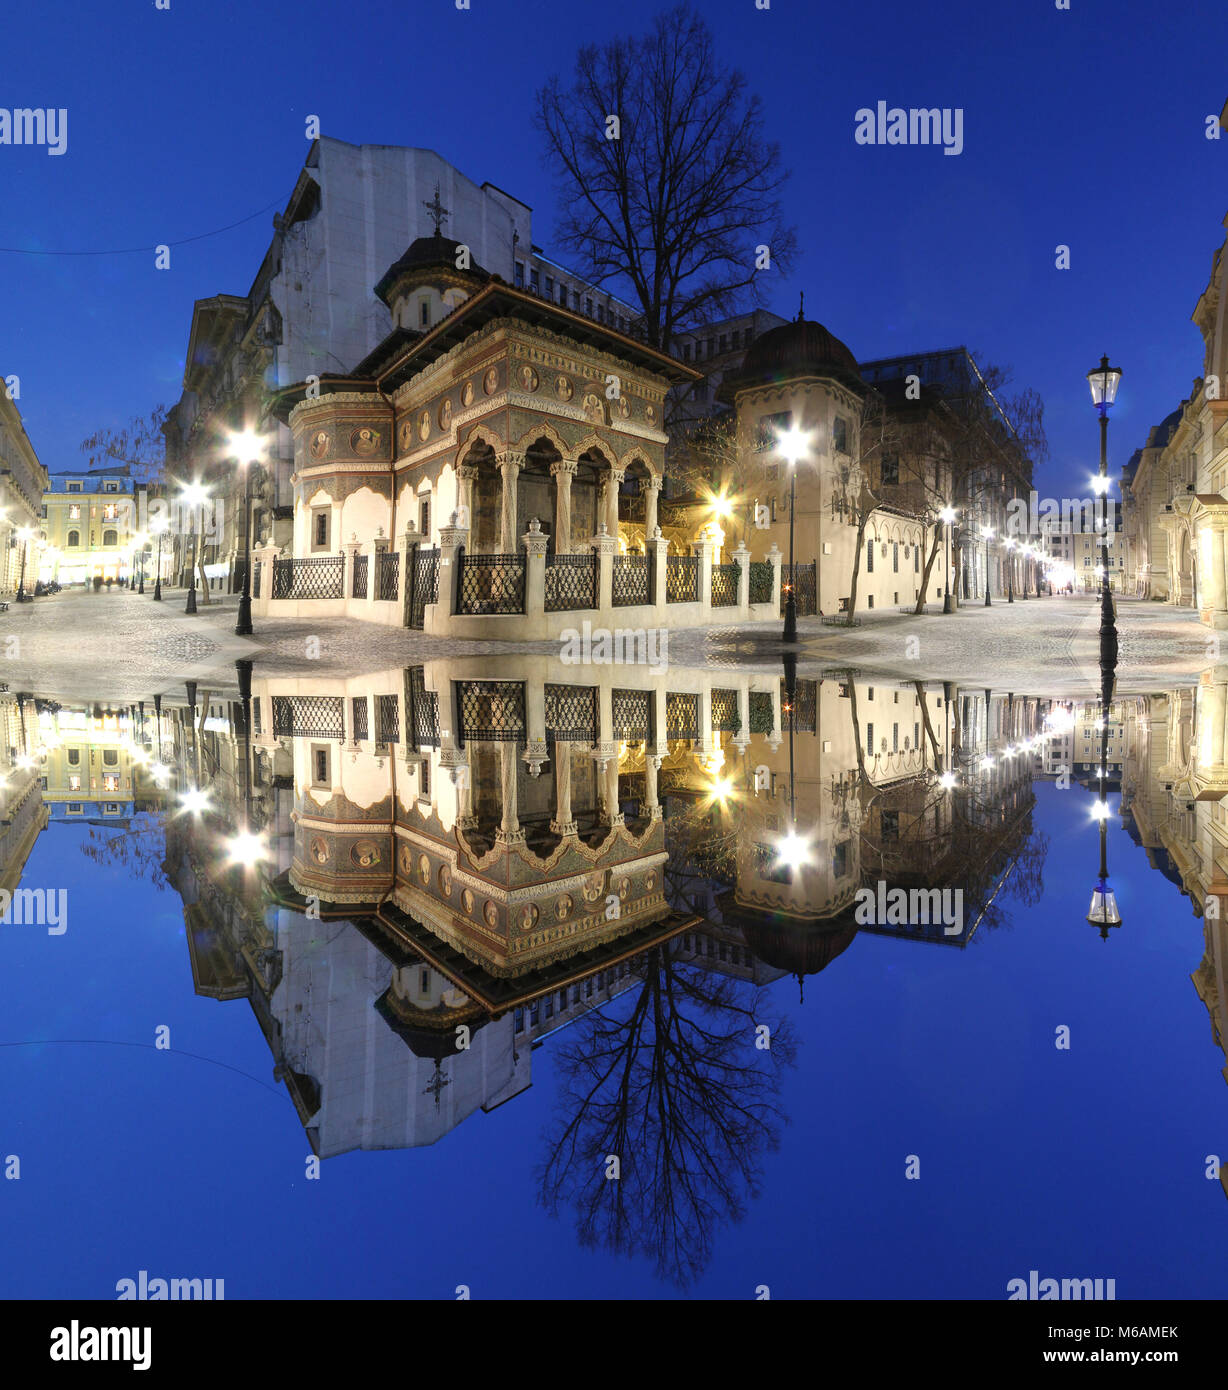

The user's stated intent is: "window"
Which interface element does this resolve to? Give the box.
[529,267,539,291]
[881,454,899,486]
[103,529,117,547]
[420,968,430,992]
[420,300,430,327]
[68,504,81,520]
[67,530,79,548]
[102,775,119,793]
[754,411,793,452]
[559,283,568,306]
[866,722,875,755]
[585,297,593,316]
[682,344,691,362]
[66,481,82,492]
[892,722,899,752]
[892,542,899,572]
[514,261,524,287]
[102,503,119,520]
[914,546,920,572]
[102,749,117,765]
[66,803,82,814]
[104,802,120,815]
[731,329,741,349]
[419,497,430,538]
[68,775,81,791]
[313,746,329,785]
[103,481,119,493]
[529,1001,539,1025]
[67,748,80,766]
[833,417,849,454]
[866,539,874,572]
[313,510,329,550]
[833,841,849,877]
[544,275,553,297]
[706,338,715,357]
[572,290,580,310]
[39,505,47,518]
[514,1007,524,1033]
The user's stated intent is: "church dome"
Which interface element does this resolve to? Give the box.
[720,298,864,398]
[375,232,490,307]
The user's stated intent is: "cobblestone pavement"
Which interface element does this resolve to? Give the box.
[0,585,1211,703]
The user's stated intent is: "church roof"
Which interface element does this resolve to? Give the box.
[718,301,864,400]
[373,231,492,307]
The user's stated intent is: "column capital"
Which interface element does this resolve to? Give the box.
[550,458,579,478]
[497,451,526,473]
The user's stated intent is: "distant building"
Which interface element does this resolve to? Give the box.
[0,392,50,595]
[39,467,140,587]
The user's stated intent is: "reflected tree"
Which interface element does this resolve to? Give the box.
[537,942,796,1287]
[78,811,170,890]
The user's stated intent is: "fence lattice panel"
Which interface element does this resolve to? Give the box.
[666,554,699,603]
[544,684,597,742]
[545,552,597,611]
[272,695,344,739]
[457,680,526,743]
[612,553,651,607]
[272,556,344,600]
[457,553,525,615]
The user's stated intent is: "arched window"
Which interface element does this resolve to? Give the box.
[103,529,118,547]
[67,530,80,548]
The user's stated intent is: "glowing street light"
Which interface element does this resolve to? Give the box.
[980,524,995,607]
[225,829,267,868]
[228,429,265,637]
[939,506,957,613]
[777,425,812,643]
[178,787,211,816]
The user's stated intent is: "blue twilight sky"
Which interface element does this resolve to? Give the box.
[1,0,1226,498]
[1,781,1226,1299]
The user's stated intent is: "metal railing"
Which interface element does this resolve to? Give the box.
[665,554,699,603]
[545,551,597,611]
[408,547,440,628]
[456,552,525,615]
[748,560,774,605]
[352,554,368,599]
[376,550,400,601]
[612,552,651,606]
[272,556,344,600]
[711,562,739,606]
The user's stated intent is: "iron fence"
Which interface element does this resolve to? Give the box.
[780,676,818,732]
[351,695,368,742]
[710,688,741,732]
[545,551,597,611]
[408,547,440,628]
[612,552,651,606]
[352,554,368,599]
[665,554,698,603]
[544,683,597,742]
[665,691,699,739]
[780,561,817,616]
[408,665,440,747]
[272,556,345,600]
[748,560,774,605]
[457,552,525,615]
[749,690,774,734]
[612,687,652,741]
[377,550,400,601]
[711,562,739,606]
[272,695,344,739]
[376,693,400,745]
[457,680,526,744]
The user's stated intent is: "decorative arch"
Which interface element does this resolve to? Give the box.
[513,421,569,460]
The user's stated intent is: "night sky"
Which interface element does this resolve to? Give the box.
[2,0,1226,497]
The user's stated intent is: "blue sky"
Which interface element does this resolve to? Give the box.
[2,0,1226,499]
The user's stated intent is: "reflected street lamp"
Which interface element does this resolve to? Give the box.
[1087,354,1122,669]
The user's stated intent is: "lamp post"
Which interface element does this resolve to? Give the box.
[15,526,34,603]
[939,506,956,613]
[981,525,994,606]
[229,431,264,638]
[776,426,813,643]
[151,516,168,601]
[180,483,209,616]
[1004,537,1016,603]
[1087,355,1122,671]
[1087,669,1122,941]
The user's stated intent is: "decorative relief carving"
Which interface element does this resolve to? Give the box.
[350,427,381,456]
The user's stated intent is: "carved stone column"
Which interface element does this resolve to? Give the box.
[550,746,576,836]
[498,452,523,553]
[456,463,478,532]
[551,459,577,554]
[495,741,524,845]
[644,474,662,541]
[606,467,624,546]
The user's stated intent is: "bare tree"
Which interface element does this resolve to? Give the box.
[80,405,168,485]
[535,3,797,351]
[537,941,796,1287]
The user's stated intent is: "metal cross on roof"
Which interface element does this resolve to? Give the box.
[422,183,450,237]
[424,1059,450,1108]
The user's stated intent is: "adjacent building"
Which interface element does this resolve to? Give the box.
[0,392,50,595]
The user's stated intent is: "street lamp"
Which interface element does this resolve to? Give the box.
[150,515,168,601]
[180,482,209,615]
[939,506,957,613]
[15,526,34,603]
[980,525,995,606]
[776,426,812,643]
[1087,355,1122,668]
[1004,537,1016,603]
